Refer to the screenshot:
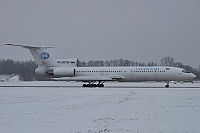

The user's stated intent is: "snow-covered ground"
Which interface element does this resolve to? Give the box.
[0,74,20,82]
[0,81,199,88]
[0,82,200,133]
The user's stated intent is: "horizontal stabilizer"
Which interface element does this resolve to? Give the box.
[5,44,54,49]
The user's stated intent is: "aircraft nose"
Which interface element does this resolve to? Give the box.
[191,73,196,79]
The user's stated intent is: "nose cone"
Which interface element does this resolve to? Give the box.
[191,73,196,79]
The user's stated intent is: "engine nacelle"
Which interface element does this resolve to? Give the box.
[35,67,48,75]
[52,68,75,76]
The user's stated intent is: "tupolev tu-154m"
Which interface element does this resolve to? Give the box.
[5,44,196,87]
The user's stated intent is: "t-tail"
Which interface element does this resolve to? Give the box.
[5,44,78,75]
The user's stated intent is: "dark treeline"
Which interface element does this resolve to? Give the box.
[0,59,45,81]
[0,57,200,81]
[78,59,157,67]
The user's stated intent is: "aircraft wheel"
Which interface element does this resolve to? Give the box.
[83,84,87,87]
[165,84,169,88]
[83,84,104,87]
[91,84,96,87]
[100,84,104,87]
[87,84,91,87]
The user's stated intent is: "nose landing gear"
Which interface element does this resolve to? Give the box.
[165,82,170,88]
[165,84,169,88]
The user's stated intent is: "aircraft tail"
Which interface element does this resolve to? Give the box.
[5,44,58,67]
[5,44,78,75]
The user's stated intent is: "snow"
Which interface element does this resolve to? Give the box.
[8,75,20,82]
[0,81,199,88]
[0,74,19,82]
[0,82,200,133]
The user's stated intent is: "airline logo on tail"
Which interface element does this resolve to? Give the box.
[40,52,50,59]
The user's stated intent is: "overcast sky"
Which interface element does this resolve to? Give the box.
[0,0,200,68]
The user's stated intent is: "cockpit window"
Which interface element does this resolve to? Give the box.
[182,69,190,73]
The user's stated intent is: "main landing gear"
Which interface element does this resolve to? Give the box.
[82,84,104,87]
[82,81,105,87]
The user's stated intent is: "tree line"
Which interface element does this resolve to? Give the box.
[78,59,157,67]
[0,57,199,81]
[0,59,44,81]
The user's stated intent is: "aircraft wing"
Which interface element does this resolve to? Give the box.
[52,75,125,82]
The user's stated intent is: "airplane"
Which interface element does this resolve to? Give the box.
[5,44,196,88]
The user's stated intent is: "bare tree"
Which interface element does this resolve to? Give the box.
[198,65,200,79]
[198,65,200,72]
[175,62,183,68]
[160,57,175,66]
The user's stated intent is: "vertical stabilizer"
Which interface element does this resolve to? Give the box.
[5,44,58,67]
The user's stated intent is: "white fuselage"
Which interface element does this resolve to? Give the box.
[53,66,196,82]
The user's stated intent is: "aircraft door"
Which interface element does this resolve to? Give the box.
[154,70,157,76]
[100,70,104,76]
[130,69,134,78]
[154,70,158,80]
